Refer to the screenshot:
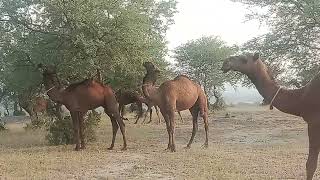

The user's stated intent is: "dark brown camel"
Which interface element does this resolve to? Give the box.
[142,62,209,152]
[115,89,183,124]
[222,52,320,180]
[38,64,126,151]
[115,89,163,124]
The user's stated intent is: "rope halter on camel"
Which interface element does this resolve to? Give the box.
[269,87,282,110]
[45,86,56,94]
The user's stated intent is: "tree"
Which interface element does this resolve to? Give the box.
[174,36,239,109]
[234,0,320,86]
[0,0,177,115]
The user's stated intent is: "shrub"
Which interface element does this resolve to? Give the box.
[0,119,7,131]
[24,116,50,130]
[46,110,101,145]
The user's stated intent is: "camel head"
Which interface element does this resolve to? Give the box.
[37,63,60,89]
[142,62,160,85]
[222,52,260,75]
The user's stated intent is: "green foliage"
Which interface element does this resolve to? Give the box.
[234,0,320,86]
[0,119,7,131]
[0,0,177,111]
[46,111,101,145]
[174,36,240,105]
[46,116,73,145]
[24,116,50,130]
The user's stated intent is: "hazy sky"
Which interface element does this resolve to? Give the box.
[166,0,268,104]
[166,0,268,51]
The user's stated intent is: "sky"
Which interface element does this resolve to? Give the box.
[166,0,268,104]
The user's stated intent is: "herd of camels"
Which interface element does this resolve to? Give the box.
[35,52,320,180]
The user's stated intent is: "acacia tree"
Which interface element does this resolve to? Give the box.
[174,36,239,109]
[234,0,320,86]
[0,0,177,115]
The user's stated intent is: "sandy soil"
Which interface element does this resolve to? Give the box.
[0,106,317,179]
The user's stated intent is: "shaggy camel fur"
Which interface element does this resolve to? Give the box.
[39,64,126,151]
[142,62,209,152]
[222,53,320,180]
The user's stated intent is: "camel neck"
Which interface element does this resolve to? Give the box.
[142,83,160,105]
[247,61,301,116]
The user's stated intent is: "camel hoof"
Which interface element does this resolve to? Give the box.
[184,145,191,149]
[121,147,127,151]
[107,146,114,150]
[201,143,208,149]
[74,147,80,151]
[147,121,152,124]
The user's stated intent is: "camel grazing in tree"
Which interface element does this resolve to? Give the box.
[32,97,65,121]
[222,52,320,180]
[38,64,126,151]
[142,62,209,152]
[115,89,162,124]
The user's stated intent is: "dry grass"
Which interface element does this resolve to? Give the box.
[0,106,318,179]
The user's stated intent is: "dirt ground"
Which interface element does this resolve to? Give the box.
[0,105,318,180]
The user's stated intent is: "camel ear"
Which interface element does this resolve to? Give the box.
[253,52,260,61]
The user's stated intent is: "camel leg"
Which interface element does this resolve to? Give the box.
[119,104,128,121]
[71,111,80,151]
[106,100,127,150]
[134,102,143,124]
[201,111,209,148]
[178,111,183,123]
[107,117,119,150]
[306,123,320,180]
[142,105,151,124]
[155,106,161,124]
[168,109,176,152]
[116,115,127,150]
[147,107,153,124]
[79,112,86,149]
[161,109,172,151]
[186,106,199,148]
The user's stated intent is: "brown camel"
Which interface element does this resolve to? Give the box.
[222,52,320,180]
[142,62,209,152]
[115,89,163,124]
[115,89,183,124]
[38,64,126,151]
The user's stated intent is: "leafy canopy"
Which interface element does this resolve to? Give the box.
[0,0,177,110]
[234,0,320,86]
[174,36,239,103]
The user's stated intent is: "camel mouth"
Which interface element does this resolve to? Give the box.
[221,62,231,73]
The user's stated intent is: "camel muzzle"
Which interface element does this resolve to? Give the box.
[221,60,231,73]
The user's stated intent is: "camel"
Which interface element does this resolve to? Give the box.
[38,64,126,151]
[115,89,183,124]
[142,62,209,152]
[222,52,320,180]
[115,89,162,124]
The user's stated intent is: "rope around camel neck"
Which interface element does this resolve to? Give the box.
[269,87,282,110]
[45,86,56,94]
